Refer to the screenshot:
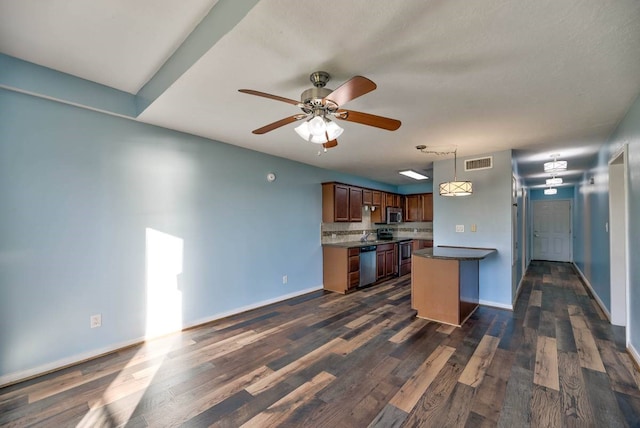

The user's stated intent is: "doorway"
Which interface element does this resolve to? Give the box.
[609,147,628,328]
[532,200,572,262]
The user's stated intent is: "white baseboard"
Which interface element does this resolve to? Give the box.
[628,342,640,367]
[0,285,323,388]
[572,263,612,321]
[0,336,145,387]
[480,299,513,311]
[182,285,323,330]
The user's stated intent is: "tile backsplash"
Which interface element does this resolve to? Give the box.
[321,208,432,243]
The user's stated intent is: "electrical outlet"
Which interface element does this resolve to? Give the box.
[282,275,288,284]
[471,224,477,232]
[455,225,464,233]
[90,314,102,328]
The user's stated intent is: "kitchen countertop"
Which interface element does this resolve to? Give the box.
[413,246,496,260]
[322,237,417,248]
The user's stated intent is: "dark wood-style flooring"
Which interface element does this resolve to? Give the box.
[1,261,639,427]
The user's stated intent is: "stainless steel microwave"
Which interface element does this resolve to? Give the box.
[386,207,403,224]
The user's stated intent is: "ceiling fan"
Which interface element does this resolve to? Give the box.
[239,71,401,150]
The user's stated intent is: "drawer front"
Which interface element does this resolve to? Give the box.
[349,255,360,272]
[348,247,360,257]
[349,271,360,288]
[377,243,395,252]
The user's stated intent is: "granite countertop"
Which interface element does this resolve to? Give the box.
[322,237,415,248]
[413,246,496,260]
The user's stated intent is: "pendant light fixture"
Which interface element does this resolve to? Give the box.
[439,148,472,197]
[544,154,567,173]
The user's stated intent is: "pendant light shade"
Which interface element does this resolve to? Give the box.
[439,180,473,196]
[439,149,473,197]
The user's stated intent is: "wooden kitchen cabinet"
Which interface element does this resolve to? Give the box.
[349,187,363,221]
[412,239,434,251]
[362,189,373,206]
[403,193,433,222]
[421,193,433,221]
[372,191,382,206]
[386,193,401,208]
[376,243,397,279]
[323,247,360,294]
[404,194,421,222]
[322,183,363,222]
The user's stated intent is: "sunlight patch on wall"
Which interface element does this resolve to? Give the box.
[145,227,183,339]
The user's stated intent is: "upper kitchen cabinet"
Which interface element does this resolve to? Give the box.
[362,189,373,206]
[349,187,363,221]
[386,193,401,208]
[322,182,362,222]
[404,194,421,222]
[403,193,433,222]
[421,193,433,221]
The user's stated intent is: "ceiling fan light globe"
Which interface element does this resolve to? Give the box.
[325,120,343,140]
[294,121,312,140]
[307,116,327,136]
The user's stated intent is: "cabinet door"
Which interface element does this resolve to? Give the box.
[386,194,399,208]
[405,195,421,222]
[421,193,433,221]
[372,191,382,206]
[334,184,349,222]
[385,249,395,276]
[362,189,373,205]
[349,187,363,221]
[377,252,385,279]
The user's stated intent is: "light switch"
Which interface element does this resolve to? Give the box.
[471,224,477,232]
[455,225,464,233]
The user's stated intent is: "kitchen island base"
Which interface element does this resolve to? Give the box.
[411,246,496,326]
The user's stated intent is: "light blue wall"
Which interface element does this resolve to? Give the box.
[575,150,612,311]
[433,150,513,307]
[573,93,640,354]
[397,182,433,195]
[529,186,575,201]
[0,89,393,381]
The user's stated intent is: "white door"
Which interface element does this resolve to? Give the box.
[533,200,572,262]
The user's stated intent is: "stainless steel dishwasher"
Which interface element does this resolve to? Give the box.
[359,245,377,287]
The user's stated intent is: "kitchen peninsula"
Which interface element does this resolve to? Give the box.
[411,246,496,326]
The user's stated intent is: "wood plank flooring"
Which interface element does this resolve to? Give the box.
[1,261,639,427]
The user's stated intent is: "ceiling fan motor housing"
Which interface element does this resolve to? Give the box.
[300,87,333,109]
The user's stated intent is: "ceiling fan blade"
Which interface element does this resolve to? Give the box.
[323,140,338,149]
[324,76,376,107]
[252,115,305,134]
[335,109,401,131]
[238,89,300,106]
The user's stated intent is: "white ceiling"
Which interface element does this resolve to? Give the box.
[1,0,639,187]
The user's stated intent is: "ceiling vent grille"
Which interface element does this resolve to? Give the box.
[465,156,493,171]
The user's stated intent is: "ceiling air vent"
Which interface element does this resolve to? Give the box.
[465,156,493,171]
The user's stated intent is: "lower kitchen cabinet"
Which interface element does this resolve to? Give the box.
[412,239,433,251]
[323,247,359,294]
[376,243,397,279]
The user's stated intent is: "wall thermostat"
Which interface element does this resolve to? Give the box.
[267,172,276,182]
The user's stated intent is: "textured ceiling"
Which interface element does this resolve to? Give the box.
[1,0,639,187]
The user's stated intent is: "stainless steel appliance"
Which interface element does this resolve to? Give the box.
[359,245,377,287]
[386,207,403,224]
[398,240,412,276]
[377,228,393,241]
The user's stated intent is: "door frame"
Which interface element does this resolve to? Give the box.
[608,145,630,334]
